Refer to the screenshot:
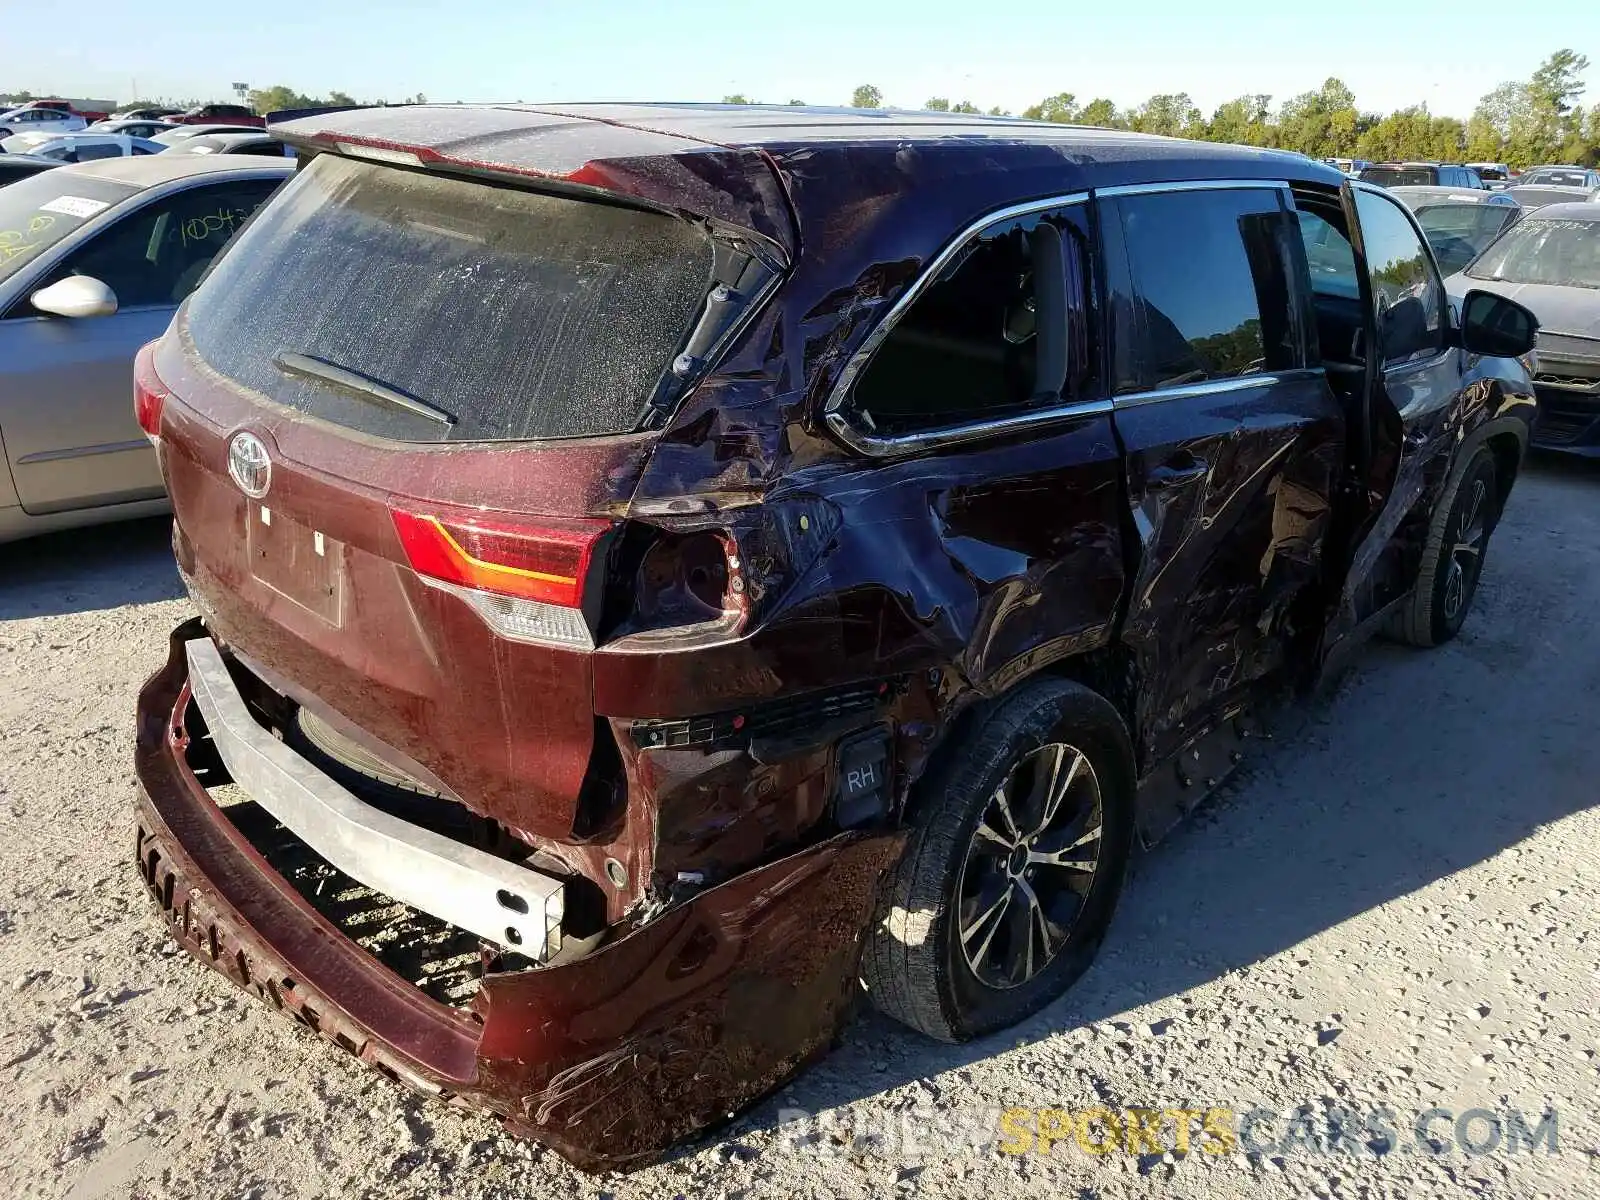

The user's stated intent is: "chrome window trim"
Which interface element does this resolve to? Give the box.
[1111,368,1325,410]
[821,191,1090,457]
[1095,178,1291,199]
[823,179,1304,457]
[825,397,1113,457]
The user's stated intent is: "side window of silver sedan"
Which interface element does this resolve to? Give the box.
[42,178,280,311]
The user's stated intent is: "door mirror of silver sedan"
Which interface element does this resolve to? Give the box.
[30,275,119,319]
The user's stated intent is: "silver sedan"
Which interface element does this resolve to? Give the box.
[0,154,289,542]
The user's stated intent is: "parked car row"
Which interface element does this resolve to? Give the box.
[0,123,292,168]
[0,99,267,141]
[1348,159,1600,204]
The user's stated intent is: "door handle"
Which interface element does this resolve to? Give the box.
[1147,452,1208,488]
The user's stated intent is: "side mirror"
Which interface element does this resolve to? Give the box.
[30,275,119,319]
[1458,289,1538,358]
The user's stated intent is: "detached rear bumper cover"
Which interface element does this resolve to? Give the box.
[134,619,904,1170]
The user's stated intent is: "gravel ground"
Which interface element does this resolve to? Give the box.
[2,457,1597,1200]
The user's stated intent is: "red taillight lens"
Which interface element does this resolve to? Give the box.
[133,340,168,442]
[391,508,609,609]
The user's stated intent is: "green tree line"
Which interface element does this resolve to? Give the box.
[11,50,1594,167]
[828,50,1598,168]
[0,85,426,112]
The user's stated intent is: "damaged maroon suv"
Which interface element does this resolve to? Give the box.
[132,104,1539,1169]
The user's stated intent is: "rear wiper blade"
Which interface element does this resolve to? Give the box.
[273,352,456,427]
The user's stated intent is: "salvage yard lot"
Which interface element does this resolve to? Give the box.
[2,456,1597,1200]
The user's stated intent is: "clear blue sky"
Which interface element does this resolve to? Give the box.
[15,0,1598,121]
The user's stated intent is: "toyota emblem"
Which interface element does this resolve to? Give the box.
[228,432,272,499]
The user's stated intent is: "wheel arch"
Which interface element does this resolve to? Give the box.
[902,646,1139,825]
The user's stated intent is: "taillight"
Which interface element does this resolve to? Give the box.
[391,508,610,648]
[133,340,168,443]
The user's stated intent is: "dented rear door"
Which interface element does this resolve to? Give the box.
[1099,183,1344,770]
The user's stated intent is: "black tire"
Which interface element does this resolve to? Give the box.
[862,678,1135,1043]
[1387,446,1499,648]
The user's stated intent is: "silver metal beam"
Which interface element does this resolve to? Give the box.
[185,637,563,958]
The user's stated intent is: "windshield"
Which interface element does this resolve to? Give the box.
[185,153,722,442]
[1521,169,1588,187]
[1466,218,1600,289]
[0,170,135,284]
[1359,166,1436,187]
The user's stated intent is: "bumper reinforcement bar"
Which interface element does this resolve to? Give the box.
[184,637,563,957]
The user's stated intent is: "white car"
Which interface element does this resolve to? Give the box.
[149,124,263,147]
[0,133,163,162]
[86,118,178,140]
[0,106,87,137]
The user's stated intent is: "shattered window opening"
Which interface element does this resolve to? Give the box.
[849,210,1091,436]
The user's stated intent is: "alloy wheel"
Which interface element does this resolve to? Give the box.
[956,742,1103,990]
[1443,476,1489,623]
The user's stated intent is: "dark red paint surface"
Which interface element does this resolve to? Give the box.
[134,105,1537,1168]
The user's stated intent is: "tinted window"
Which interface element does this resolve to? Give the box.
[850,206,1092,435]
[1360,166,1437,187]
[1353,190,1444,365]
[186,153,720,443]
[1111,188,1301,391]
[71,143,123,162]
[41,178,279,310]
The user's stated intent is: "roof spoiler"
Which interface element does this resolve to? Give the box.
[264,105,366,127]
[269,106,798,262]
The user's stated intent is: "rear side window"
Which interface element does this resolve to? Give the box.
[848,205,1094,436]
[1107,188,1302,393]
[71,143,122,162]
[38,178,280,310]
[185,153,718,442]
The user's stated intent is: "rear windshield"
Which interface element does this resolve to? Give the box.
[185,153,717,442]
[1359,167,1436,187]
